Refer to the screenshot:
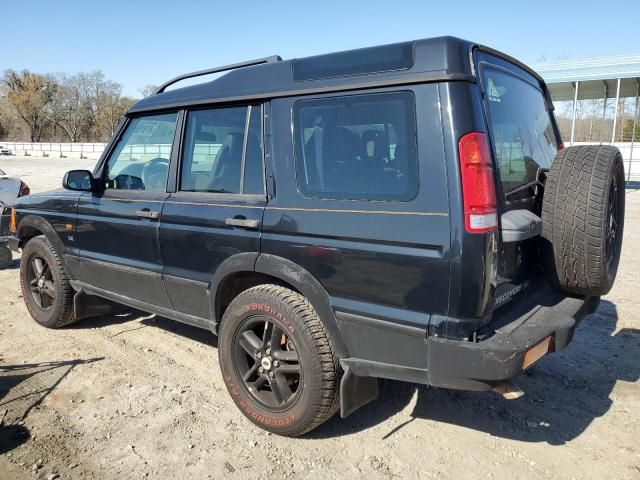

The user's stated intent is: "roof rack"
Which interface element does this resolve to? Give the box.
[155,55,282,94]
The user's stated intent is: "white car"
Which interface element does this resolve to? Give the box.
[0,167,30,206]
[0,167,29,267]
[0,146,11,155]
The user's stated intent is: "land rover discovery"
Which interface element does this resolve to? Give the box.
[9,36,625,436]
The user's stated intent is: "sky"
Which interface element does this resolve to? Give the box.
[3,0,640,97]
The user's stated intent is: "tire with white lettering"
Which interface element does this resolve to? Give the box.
[218,284,340,437]
[542,145,625,295]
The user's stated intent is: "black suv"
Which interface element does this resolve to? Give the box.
[9,37,625,436]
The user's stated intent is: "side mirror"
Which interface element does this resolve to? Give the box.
[63,170,94,191]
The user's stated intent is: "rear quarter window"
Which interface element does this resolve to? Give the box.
[293,91,419,201]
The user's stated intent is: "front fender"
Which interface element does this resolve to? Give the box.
[17,214,65,258]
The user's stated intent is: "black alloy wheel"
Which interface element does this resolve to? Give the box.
[218,284,341,436]
[605,167,622,273]
[233,315,302,410]
[25,254,56,311]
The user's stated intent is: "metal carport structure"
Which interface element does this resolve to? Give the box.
[532,55,640,180]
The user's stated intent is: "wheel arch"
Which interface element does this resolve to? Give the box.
[210,253,349,358]
[17,215,64,257]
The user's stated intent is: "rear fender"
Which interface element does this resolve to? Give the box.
[254,253,348,359]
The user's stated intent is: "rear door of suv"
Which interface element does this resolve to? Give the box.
[475,52,562,309]
[159,104,266,323]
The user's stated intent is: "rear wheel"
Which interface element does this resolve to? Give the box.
[20,236,76,328]
[218,284,340,437]
[542,145,625,295]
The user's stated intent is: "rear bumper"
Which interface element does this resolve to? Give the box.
[426,285,600,391]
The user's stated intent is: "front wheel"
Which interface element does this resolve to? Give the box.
[20,235,76,328]
[218,284,340,437]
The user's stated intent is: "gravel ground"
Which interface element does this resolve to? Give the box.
[0,156,639,480]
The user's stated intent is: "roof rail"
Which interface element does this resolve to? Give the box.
[155,55,282,94]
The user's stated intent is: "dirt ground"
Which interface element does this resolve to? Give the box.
[0,156,639,480]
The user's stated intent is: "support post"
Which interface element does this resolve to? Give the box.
[611,78,622,144]
[570,81,579,145]
[629,79,639,182]
[600,81,608,144]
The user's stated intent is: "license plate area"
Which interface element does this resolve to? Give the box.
[522,336,552,370]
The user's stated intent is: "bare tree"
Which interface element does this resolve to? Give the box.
[2,69,57,141]
[82,71,135,140]
[1,69,136,142]
[140,84,159,98]
[50,73,94,142]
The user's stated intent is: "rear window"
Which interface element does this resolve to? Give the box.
[483,68,558,200]
[293,92,418,201]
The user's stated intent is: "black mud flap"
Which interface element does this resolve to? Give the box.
[0,243,11,269]
[73,290,122,321]
[339,365,379,418]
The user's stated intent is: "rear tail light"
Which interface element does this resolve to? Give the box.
[458,132,497,233]
[18,181,30,197]
[558,143,565,150]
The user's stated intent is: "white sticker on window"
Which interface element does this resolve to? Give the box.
[487,78,501,103]
[134,121,159,137]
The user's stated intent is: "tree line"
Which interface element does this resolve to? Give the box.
[549,98,640,144]
[0,69,156,143]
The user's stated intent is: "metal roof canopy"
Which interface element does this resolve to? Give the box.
[532,55,640,100]
[532,55,640,180]
[544,77,639,101]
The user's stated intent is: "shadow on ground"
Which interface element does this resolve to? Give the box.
[62,299,637,445]
[0,357,103,455]
[310,300,639,444]
[72,310,218,348]
[140,316,218,348]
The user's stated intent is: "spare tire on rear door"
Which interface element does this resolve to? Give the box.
[541,145,625,296]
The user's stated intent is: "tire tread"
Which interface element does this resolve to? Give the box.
[541,145,624,295]
[219,284,340,436]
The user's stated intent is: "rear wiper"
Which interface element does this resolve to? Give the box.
[208,188,232,193]
[504,167,549,198]
[504,180,543,198]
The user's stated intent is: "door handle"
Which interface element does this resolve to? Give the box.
[135,209,160,220]
[225,217,261,229]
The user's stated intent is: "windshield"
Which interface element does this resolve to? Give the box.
[483,68,558,200]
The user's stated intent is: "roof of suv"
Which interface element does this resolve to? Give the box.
[129,36,538,114]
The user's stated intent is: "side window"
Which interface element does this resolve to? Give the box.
[180,105,264,194]
[293,92,418,201]
[104,113,178,192]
